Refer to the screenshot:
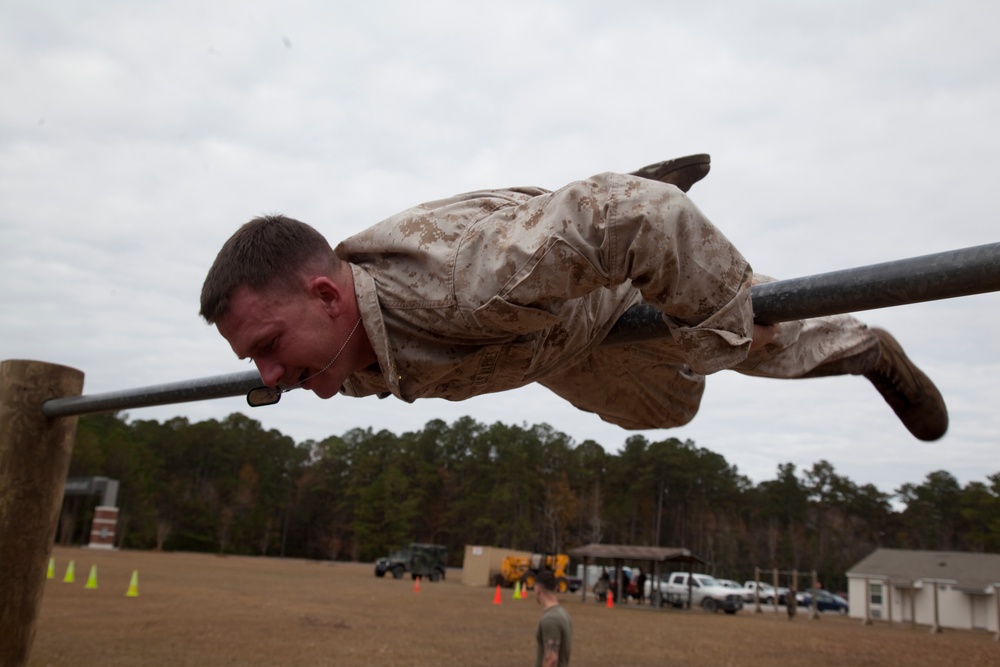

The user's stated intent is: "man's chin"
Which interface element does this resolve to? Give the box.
[310,386,337,399]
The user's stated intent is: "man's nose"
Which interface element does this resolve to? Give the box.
[255,359,286,387]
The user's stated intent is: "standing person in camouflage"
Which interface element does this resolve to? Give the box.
[534,570,572,667]
[199,154,947,441]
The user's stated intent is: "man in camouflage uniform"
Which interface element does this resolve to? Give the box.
[199,155,947,441]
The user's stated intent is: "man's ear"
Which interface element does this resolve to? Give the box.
[308,276,346,316]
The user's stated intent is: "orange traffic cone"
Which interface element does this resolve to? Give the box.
[414,575,421,593]
[493,585,502,605]
[606,591,614,609]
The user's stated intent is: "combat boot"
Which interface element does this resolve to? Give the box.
[629,154,711,192]
[864,328,948,441]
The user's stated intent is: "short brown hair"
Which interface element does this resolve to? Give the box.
[200,215,337,323]
[535,570,558,592]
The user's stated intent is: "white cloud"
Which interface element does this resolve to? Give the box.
[2,0,998,495]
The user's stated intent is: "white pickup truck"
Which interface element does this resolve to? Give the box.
[646,572,744,613]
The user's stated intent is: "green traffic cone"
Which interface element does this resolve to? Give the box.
[126,570,139,597]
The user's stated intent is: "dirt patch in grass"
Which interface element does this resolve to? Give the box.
[28,546,998,666]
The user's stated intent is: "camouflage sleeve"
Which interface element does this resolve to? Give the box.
[464,172,754,374]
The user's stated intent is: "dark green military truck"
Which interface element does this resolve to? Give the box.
[374,543,447,581]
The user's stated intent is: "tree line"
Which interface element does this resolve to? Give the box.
[62,412,1000,592]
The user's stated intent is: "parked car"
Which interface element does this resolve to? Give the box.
[799,589,849,614]
[718,578,756,603]
[743,580,792,605]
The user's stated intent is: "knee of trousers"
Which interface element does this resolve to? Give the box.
[589,398,703,430]
[539,354,706,430]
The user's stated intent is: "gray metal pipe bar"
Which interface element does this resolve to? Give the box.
[40,242,1000,418]
[41,370,262,418]
[604,241,1000,345]
[754,241,1000,323]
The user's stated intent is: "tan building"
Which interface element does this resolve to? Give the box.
[847,548,1000,635]
[460,545,533,587]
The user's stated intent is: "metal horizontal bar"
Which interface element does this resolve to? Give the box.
[41,370,262,418]
[41,242,1000,418]
[603,242,1000,345]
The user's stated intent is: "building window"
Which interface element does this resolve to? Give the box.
[869,582,883,605]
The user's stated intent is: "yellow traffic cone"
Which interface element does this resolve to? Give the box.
[47,558,55,579]
[63,560,75,583]
[125,570,139,597]
[513,581,521,600]
[85,565,98,589]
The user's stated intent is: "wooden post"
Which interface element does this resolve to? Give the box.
[810,570,820,620]
[0,360,84,667]
[773,568,779,615]
[754,567,762,613]
[788,570,799,620]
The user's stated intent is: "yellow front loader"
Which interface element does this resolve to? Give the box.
[495,553,572,593]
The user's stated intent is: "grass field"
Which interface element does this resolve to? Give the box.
[28,545,998,666]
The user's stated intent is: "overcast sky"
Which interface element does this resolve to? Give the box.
[3,0,998,498]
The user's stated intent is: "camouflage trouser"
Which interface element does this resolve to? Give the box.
[539,290,879,430]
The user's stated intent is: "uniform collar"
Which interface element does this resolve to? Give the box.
[344,264,402,398]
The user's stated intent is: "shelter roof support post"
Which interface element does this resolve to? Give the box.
[993,585,999,641]
[687,561,694,610]
[614,558,623,605]
[0,360,84,667]
[652,560,660,609]
[887,581,893,627]
[931,582,943,634]
[863,577,873,626]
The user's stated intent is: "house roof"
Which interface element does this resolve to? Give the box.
[847,548,1000,592]
[567,543,706,564]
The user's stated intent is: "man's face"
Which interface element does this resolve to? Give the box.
[216,285,343,398]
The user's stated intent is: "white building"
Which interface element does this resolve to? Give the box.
[846,548,1000,635]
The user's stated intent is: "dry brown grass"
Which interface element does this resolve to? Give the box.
[29,546,998,666]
